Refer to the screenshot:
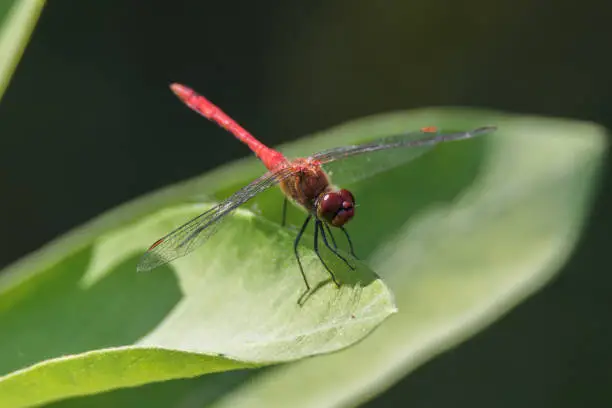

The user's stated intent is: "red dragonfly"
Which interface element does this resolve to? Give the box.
[138,83,496,290]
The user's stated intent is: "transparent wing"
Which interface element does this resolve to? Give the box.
[137,165,295,271]
[311,126,496,186]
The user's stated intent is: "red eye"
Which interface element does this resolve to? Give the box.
[317,189,355,227]
[338,189,355,205]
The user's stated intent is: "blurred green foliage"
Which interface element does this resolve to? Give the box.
[0,0,44,99]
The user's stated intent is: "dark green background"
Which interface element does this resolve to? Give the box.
[1,1,610,407]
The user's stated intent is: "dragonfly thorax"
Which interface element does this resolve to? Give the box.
[279,158,330,209]
[316,188,355,227]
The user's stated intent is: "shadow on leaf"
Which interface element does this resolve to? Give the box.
[0,247,181,375]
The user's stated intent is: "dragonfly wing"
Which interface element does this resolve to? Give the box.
[311,126,496,186]
[137,166,294,272]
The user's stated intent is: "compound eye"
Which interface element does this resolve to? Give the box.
[318,192,343,222]
[338,189,355,205]
[317,190,355,227]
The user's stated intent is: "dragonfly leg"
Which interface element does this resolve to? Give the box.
[323,223,338,249]
[314,220,340,287]
[294,214,312,291]
[281,197,288,227]
[340,226,358,259]
[319,221,355,271]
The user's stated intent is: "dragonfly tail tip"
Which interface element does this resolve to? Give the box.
[170,83,191,100]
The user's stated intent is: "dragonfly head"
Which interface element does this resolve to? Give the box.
[317,189,355,227]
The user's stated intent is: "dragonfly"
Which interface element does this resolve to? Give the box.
[137,83,497,290]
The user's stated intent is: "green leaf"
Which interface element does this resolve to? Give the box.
[0,205,395,407]
[0,108,605,408]
[0,0,45,100]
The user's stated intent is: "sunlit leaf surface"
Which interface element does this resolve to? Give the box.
[0,108,604,407]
